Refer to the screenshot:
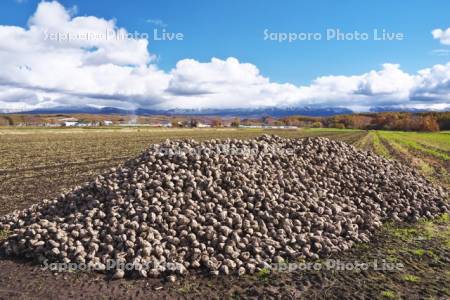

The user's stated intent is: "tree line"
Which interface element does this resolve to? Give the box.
[275,112,449,132]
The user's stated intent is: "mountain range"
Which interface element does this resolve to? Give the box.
[6,106,353,117]
[2,105,446,117]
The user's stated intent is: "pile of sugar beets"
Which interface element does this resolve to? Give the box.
[0,135,448,280]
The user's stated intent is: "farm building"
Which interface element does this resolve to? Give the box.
[197,122,211,128]
[63,121,78,127]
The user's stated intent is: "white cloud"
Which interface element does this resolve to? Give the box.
[411,62,450,101]
[160,60,449,110]
[0,1,167,110]
[0,1,448,112]
[432,28,450,45]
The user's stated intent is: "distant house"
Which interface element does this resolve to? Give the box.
[59,117,79,127]
[238,124,297,129]
[103,120,113,126]
[77,122,92,127]
[45,123,62,127]
[149,121,172,127]
[197,122,211,128]
[239,125,263,129]
[161,121,172,128]
[118,123,152,127]
[63,121,78,127]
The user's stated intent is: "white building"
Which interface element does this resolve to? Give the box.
[63,121,78,127]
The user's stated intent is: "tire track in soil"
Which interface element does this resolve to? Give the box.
[416,141,450,156]
[398,143,450,188]
[0,156,130,175]
[378,135,445,188]
[379,133,449,189]
[350,131,373,150]
[333,131,368,146]
[379,136,415,165]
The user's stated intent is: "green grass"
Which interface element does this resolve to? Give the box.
[378,131,449,161]
[380,290,397,299]
[301,127,362,132]
[385,225,419,242]
[256,267,271,281]
[384,213,450,250]
[352,130,372,149]
[436,213,450,223]
[409,249,426,256]
[177,282,198,295]
[381,135,436,178]
[402,274,420,283]
[371,132,391,158]
[0,229,11,241]
[395,131,450,151]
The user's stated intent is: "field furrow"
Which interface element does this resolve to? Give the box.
[352,130,373,151]
[379,135,439,186]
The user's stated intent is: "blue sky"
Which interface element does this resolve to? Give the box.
[3,0,449,84]
[0,0,449,111]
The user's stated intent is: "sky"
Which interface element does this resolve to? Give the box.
[0,0,449,112]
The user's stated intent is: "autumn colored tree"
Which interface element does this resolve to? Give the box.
[311,121,322,128]
[419,116,440,132]
[212,118,223,127]
[189,118,199,127]
[231,117,240,127]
